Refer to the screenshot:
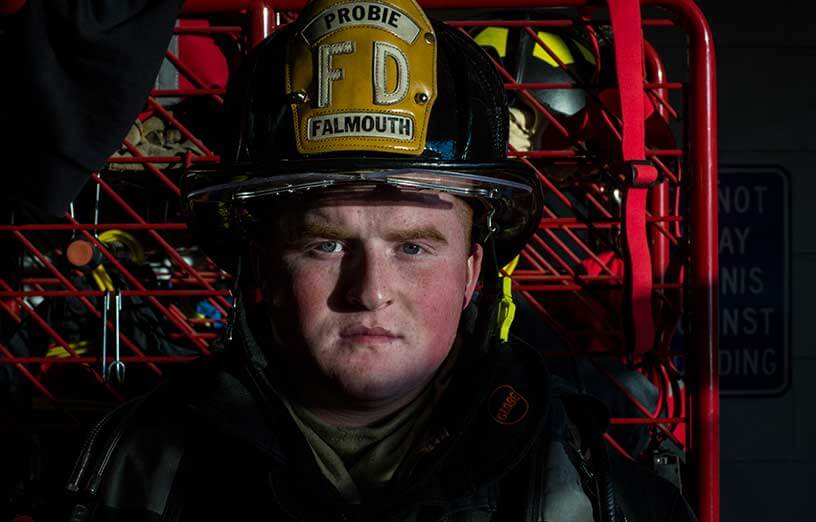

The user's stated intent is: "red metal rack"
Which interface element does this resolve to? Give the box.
[0,1,717,520]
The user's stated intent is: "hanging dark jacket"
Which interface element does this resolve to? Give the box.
[0,0,184,217]
[64,306,696,522]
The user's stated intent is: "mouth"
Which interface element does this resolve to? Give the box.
[339,325,402,344]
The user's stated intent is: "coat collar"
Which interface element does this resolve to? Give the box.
[182,303,554,520]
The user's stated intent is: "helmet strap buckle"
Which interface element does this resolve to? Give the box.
[483,207,499,242]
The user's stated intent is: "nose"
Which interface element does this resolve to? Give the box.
[344,247,393,311]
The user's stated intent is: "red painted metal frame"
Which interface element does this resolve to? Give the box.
[645,3,720,521]
[0,1,717,521]
[196,3,718,520]
[0,0,26,15]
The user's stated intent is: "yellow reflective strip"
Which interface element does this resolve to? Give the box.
[576,40,597,65]
[532,32,574,67]
[497,255,520,343]
[92,265,116,292]
[47,341,89,359]
[497,275,516,343]
[47,346,71,358]
[501,255,520,276]
[91,266,107,292]
[99,229,145,264]
[474,27,508,58]
[101,268,115,292]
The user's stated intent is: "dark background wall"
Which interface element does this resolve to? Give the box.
[694,1,815,520]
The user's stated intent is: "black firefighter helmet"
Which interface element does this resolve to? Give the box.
[182,0,544,271]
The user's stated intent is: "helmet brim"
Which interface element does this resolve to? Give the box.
[184,159,543,271]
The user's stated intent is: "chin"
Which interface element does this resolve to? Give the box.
[315,339,452,405]
[332,364,427,404]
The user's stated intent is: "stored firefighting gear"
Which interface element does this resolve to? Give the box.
[474,18,685,463]
[474,23,600,151]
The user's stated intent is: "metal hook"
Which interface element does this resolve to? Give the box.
[101,292,110,380]
[226,289,239,344]
[225,256,242,344]
[93,172,102,238]
[68,202,77,239]
[107,292,126,385]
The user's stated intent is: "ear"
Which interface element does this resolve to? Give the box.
[462,243,483,309]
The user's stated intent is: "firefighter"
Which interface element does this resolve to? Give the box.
[66,1,695,520]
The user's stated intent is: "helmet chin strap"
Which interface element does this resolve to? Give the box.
[227,252,292,380]
[224,253,243,345]
[473,210,503,354]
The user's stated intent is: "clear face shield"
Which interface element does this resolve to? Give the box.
[186,168,536,245]
[189,169,529,204]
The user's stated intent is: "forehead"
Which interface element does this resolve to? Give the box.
[300,188,471,223]
[252,187,473,243]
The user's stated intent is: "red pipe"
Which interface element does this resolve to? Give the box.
[162,51,225,104]
[146,98,214,155]
[121,140,182,196]
[0,343,56,400]
[610,417,685,425]
[0,356,198,364]
[183,0,589,12]
[604,433,635,460]
[108,155,219,163]
[183,0,252,13]
[644,43,671,284]
[0,290,229,298]
[0,223,188,231]
[645,1,719,521]
[0,0,26,15]
[152,88,226,97]
[174,25,243,35]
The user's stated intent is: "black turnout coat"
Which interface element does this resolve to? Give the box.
[65,308,695,522]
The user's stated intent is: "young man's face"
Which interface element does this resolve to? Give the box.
[257,189,482,408]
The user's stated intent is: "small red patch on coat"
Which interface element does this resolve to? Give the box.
[489,385,529,425]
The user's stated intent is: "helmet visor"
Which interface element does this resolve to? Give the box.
[187,168,532,206]
[184,163,542,267]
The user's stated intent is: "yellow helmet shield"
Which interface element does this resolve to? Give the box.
[286,0,437,156]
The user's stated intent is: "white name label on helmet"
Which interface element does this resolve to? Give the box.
[373,41,409,105]
[302,2,421,45]
[307,112,414,141]
[317,40,410,109]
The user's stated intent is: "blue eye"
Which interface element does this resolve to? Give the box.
[315,241,343,253]
[401,243,423,255]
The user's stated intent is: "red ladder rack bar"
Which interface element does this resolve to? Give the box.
[183,0,588,10]
[644,2,719,521]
